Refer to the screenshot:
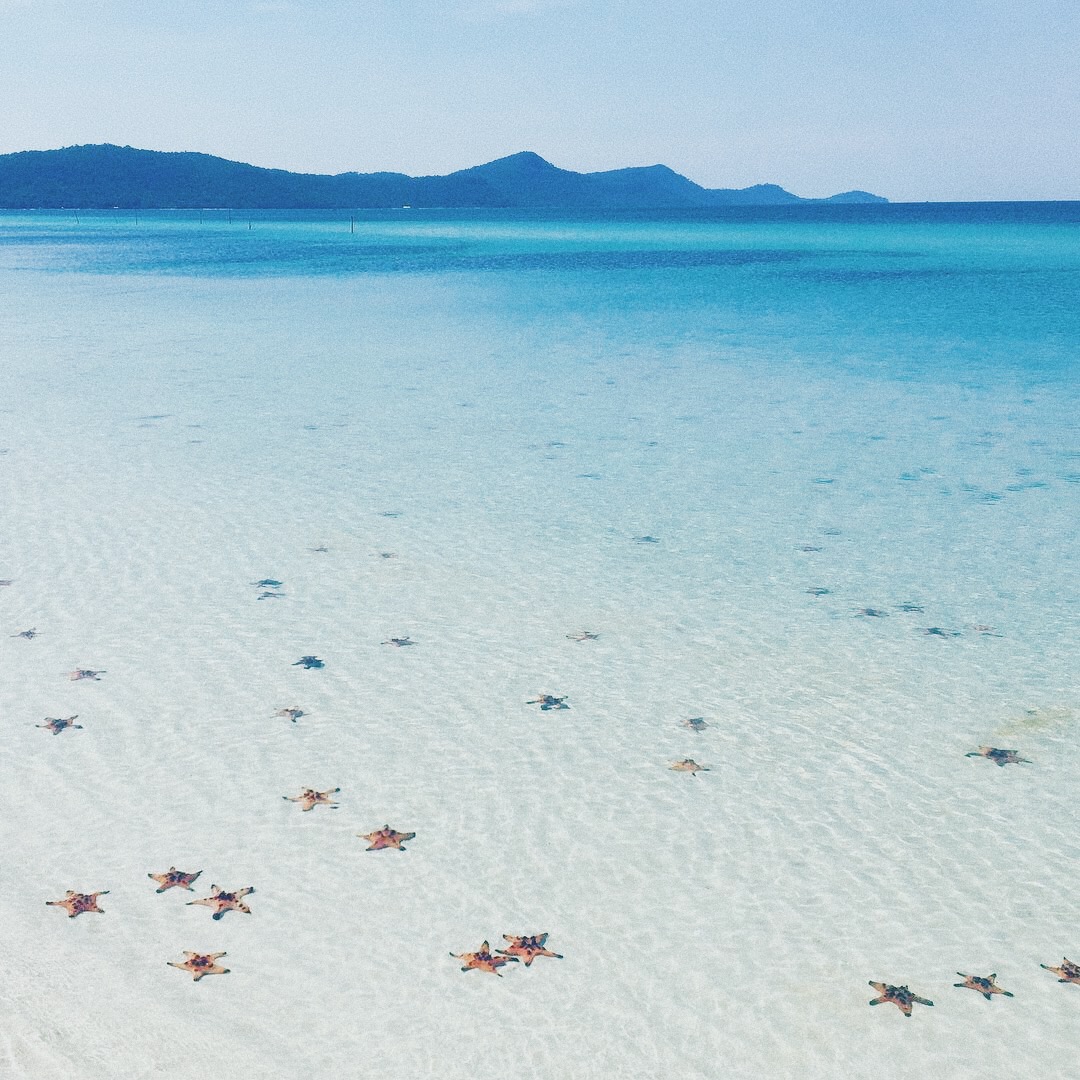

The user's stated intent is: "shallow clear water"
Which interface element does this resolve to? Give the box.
[1,208,1078,1078]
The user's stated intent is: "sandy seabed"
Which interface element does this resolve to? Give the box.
[2,264,1079,1079]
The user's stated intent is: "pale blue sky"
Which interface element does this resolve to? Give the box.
[2,0,1076,199]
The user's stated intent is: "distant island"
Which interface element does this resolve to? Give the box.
[0,144,887,209]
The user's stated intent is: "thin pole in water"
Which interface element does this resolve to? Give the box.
[350,215,355,234]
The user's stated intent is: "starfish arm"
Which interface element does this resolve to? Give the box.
[913,996,934,1007]
[187,897,215,908]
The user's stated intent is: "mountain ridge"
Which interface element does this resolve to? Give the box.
[0,144,887,208]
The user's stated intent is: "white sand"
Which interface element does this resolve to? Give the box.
[2,259,1079,1078]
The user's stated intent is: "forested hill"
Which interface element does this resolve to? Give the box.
[0,145,887,209]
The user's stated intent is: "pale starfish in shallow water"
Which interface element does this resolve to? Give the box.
[451,941,519,976]
[187,885,254,920]
[681,716,709,732]
[292,655,324,669]
[148,867,202,892]
[284,787,340,811]
[381,637,415,647]
[868,981,933,1016]
[1041,958,1080,985]
[497,934,563,966]
[67,668,105,681]
[359,825,415,850]
[12,628,38,639]
[168,951,230,981]
[954,972,1013,1000]
[669,758,709,775]
[36,715,81,734]
[275,706,305,723]
[47,890,109,917]
[966,746,1031,767]
[566,630,599,641]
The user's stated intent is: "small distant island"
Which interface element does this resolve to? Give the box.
[0,145,887,209]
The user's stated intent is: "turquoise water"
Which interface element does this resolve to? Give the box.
[1,208,1078,1079]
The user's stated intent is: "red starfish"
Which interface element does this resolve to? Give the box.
[1042,958,1080,985]
[451,941,519,976]
[46,890,109,917]
[359,825,416,850]
[187,885,254,920]
[283,787,340,811]
[168,951,230,981]
[148,867,203,892]
[868,981,933,1016]
[497,933,563,966]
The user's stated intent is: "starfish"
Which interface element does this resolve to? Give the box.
[806,587,830,596]
[46,890,109,917]
[868,981,933,1016]
[251,579,283,588]
[526,694,569,710]
[310,546,330,553]
[966,746,1031,767]
[68,668,105,681]
[497,933,563,966]
[954,972,1013,1000]
[923,627,961,638]
[377,551,397,559]
[855,607,888,618]
[12,628,39,639]
[381,637,415,647]
[681,716,709,732]
[284,787,340,811]
[896,602,924,613]
[292,655,324,669]
[0,580,12,586]
[359,825,416,850]
[275,706,305,723]
[1041,958,1080,985]
[257,590,284,600]
[187,885,254,920]
[798,544,823,552]
[566,630,599,641]
[148,867,203,892]
[633,535,660,544]
[669,758,709,775]
[168,951,230,981]
[451,940,519,976]
[37,715,82,734]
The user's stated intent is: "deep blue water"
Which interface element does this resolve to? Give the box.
[1,204,1078,389]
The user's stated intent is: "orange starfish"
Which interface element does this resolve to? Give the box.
[148,867,203,892]
[187,885,254,920]
[359,825,415,850]
[966,746,1031,766]
[283,787,340,811]
[37,715,82,734]
[868,981,934,1016]
[497,933,563,966]
[451,940,519,976]
[46,890,109,917]
[67,668,105,681]
[168,951,230,981]
[954,972,1013,1000]
[1041,958,1080,985]
[669,758,709,775]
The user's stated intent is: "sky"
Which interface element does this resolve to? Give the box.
[1,0,1077,200]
